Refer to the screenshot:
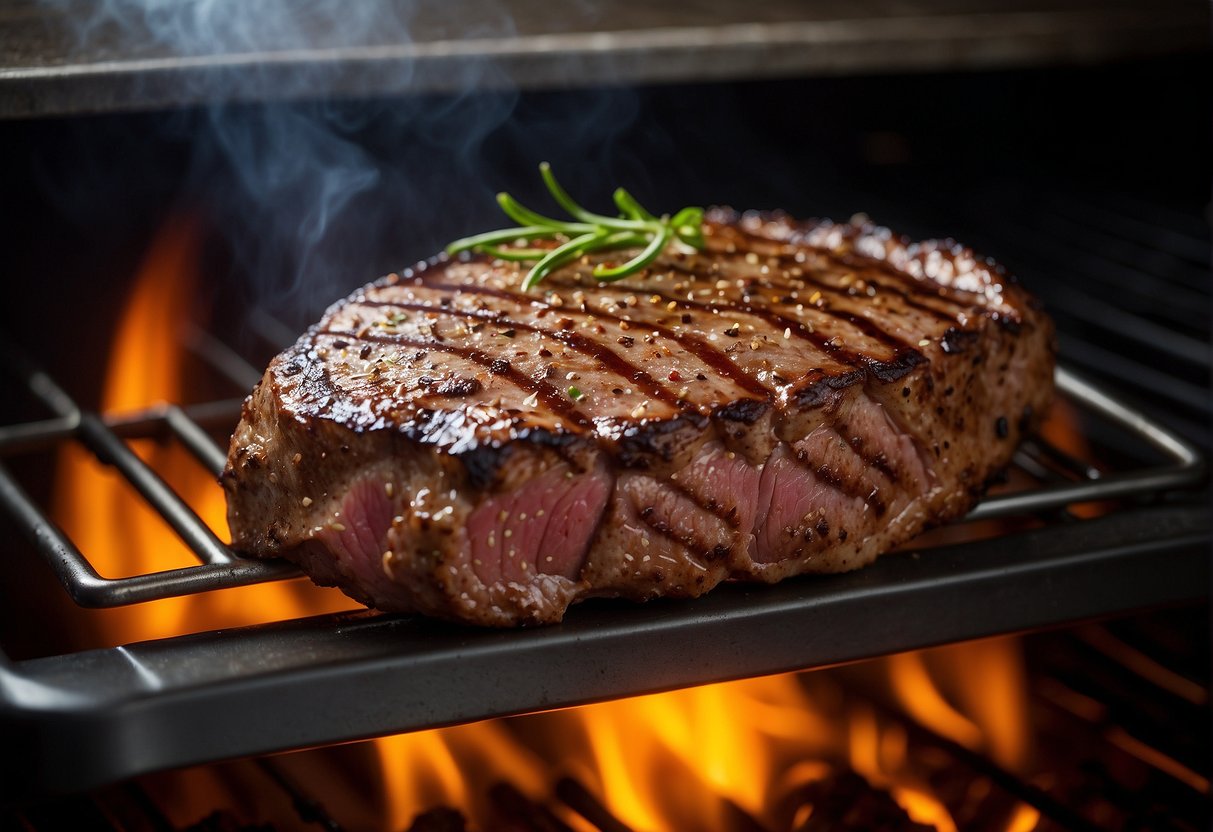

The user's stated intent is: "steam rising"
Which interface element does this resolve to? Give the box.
[37,0,649,320]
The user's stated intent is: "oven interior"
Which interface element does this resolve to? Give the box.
[0,19,1210,832]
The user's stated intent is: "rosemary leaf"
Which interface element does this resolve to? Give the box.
[496,192,594,233]
[523,230,607,291]
[613,187,657,222]
[447,225,554,255]
[593,225,671,281]
[447,163,706,290]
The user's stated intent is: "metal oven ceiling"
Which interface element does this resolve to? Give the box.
[0,0,1207,118]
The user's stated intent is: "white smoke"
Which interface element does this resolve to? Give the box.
[39,0,539,317]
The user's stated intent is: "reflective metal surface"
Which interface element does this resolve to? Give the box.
[0,0,1206,117]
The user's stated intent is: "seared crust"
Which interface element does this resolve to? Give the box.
[223,210,1055,625]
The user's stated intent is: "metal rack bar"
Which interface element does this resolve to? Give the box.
[8,342,232,570]
[1020,437,1102,482]
[183,323,265,393]
[966,367,1205,521]
[0,341,298,607]
[164,404,231,478]
[0,415,79,455]
[12,345,235,568]
[0,399,245,454]
[1011,447,1058,483]
[76,412,234,566]
[0,462,297,607]
[108,397,246,436]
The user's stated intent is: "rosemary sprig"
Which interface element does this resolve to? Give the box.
[446,163,705,290]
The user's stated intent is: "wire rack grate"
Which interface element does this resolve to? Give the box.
[0,329,1202,609]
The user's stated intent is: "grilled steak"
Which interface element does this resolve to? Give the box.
[223,210,1055,626]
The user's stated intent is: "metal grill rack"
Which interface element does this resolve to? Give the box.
[0,336,1201,610]
[0,299,1207,799]
[0,342,298,608]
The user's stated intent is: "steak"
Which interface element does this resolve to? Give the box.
[223,210,1055,626]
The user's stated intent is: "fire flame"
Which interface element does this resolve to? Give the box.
[52,217,354,648]
[302,643,1031,832]
[67,218,1040,831]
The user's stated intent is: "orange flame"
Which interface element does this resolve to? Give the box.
[888,637,1030,772]
[347,650,1033,831]
[52,217,354,649]
[73,217,1042,831]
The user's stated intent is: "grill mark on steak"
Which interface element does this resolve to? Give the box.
[791,438,888,517]
[415,282,774,399]
[636,505,723,566]
[720,218,990,309]
[717,228,977,321]
[759,254,968,323]
[834,418,901,485]
[582,282,918,375]
[662,255,963,337]
[827,251,978,312]
[427,254,932,398]
[666,477,742,528]
[352,298,693,410]
[315,330,593,428]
